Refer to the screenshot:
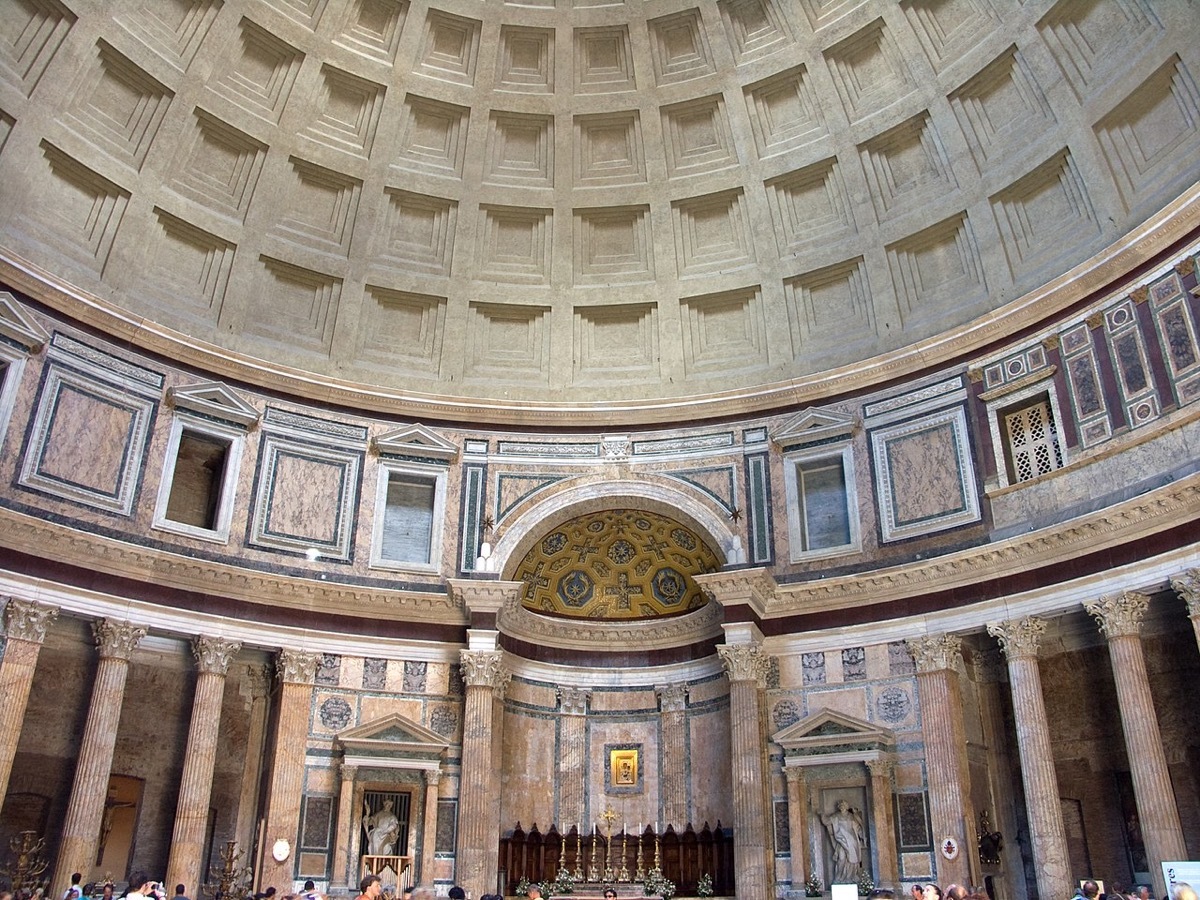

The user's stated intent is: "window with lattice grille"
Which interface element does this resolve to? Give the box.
[1001,394,1063,484]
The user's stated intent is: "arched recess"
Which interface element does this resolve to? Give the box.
[486,475,746,579]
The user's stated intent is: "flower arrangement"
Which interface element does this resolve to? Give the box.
[696,873,714,897]
[857,868,875,897]
[805,872,824,897]
[549,866,577,894]
[643,868,677,899]
[515,878,539,897]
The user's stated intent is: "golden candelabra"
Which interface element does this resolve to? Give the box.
[1,831,49,898]
[201,840,254,900]
[587,826,601,883]
[574,827,584,882]
[601,808,617,883]
[616,829,630,883]
[635,827,646,883]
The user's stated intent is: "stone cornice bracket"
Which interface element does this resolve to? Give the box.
[717,642,769,686]
[987,616,1047,660]
[557,686,591,716]
[460,649,510,695]
[656,683,688,713]
[192,636,242,675]
[277,649,322,685]
[694,567,777,619]
[93,618,148,661]
[905,633,963,673]
[1084,591,1150,639]
[1170,569,1200,617]
[3,597,59,643]
[448,578,521,617]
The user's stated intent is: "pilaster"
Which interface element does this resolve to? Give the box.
[558,686,591,828]
[866,758,899,887]
[421,769,441,886]
[333,763,358,890]
[784,766,810,890]
[657,683,689,829]
[457,649,509,896]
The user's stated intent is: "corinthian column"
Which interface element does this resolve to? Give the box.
[657,683,689,829]
[457,650,509,896]
[1170,569,1200,653]
[866,758,899,887]
[558,686,591,828]
[52,618,147,896]
[167,636,242,893]
[784,766,810,890]
[1085,592,1186,898]
[986,617,1069,900]
[717,641,773,898]
[0,598,58,805]
[905,635,977,887]
[421,769,441,885]
[259,649,321,890]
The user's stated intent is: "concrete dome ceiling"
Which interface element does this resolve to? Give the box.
[1,0,1199,423]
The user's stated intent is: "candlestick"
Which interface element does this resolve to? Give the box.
[635,825,646,883]
[575,825,584,882]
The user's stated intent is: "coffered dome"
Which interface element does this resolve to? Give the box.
[1,0,1198,424]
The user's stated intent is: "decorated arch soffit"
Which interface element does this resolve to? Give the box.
[336,712,448,771]
[773,709,896,766]
[511,508,721,621]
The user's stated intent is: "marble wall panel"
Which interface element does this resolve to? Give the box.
[804,686,868,721]
[360,696,424,726]
[306,765,337,794]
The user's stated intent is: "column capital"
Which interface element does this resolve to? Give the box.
[1170,569,1200,617]
[784,765,807,786]
[1085,591,1150,639]
[987,616,1048,660]
[905,634,962,673]
[93,618,147,661]
[866,757,895,779]
[424,768,441,786]
[557,686,591,716]
[656,683,688,713]
[277,649,322,685]
[460,649,509,694]
[3,597,59,644]
[193,636,242,675]
[245,663,273,697]
[339,762,358,782]
[717,642,769,685]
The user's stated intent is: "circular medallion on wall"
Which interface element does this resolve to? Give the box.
[319,696,352,730]
[940,837,959,860]
[875,687,912,723]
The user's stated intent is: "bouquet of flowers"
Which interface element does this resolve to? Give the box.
[643,868,676,899]
[696,873,714,897]
[805,872,824,897]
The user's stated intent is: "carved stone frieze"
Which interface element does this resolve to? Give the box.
[277,649,322,684]
[718,643,769,685]
[93,618,147,661]
[694,569,777,614]
[656,683,688,713]
[192,636,242,675]
[987,617,1047,660]
[906,634,962,673]
[1170,568,1200,617]
[2,597,59,644]
[1084,591,1150,639]
[460,650,509,693]
[557,686,591,716]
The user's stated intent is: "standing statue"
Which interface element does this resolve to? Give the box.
[820,799,865,884]
[363,798,400,856]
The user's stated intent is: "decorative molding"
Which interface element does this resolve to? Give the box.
[277,649,322,684]
[905,634,962,673]
[1170,568,1200,617]
[93,618,148,661]
[192,635,242,675]
[656,683,688,713]
[694,568,777,617]
[2,597,58,644]
[460,650,508,691]
[717,642,768,684]
[1084,591,1150,639]
[373,424,459,462]
[0,291,50,352]
[168,382,260,428]
[557,686,591,715]
[986,616,1047,660]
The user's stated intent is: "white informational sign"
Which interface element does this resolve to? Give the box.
[1163,862,1200,895]
[832,884,859,900]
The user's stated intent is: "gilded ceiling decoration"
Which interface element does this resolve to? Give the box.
[514,509,720,621]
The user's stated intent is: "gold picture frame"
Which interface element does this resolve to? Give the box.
[611,748,638,787]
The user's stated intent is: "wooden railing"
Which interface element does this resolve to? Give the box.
[497,822,734,896]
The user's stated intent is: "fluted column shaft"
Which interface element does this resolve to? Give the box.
[867,758,899,887]
[1086,593,1187,898]
[235,665,273,863]
[167,637,242,894]
[457,651,508,897]
[558,687,590,828]
[52,619,147,896]
[718,644,772,898]
[784,767,810,889]
[0,598,58,806]
[987,618,1069,900]
[906,635,977,887]
[657,684,689,829]
[1171,569,1200,657]
[421,769,441,886]
[333,764,358,890]
[259,650,321,890]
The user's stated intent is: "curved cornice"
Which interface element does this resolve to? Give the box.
[3,181,1198,429]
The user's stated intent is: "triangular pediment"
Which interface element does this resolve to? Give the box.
[373,424,458,462]
[337,713,449,760]
[0,292,50,353]
[773,708,893,754]
[168,381,260,428]
[773,408,857,447]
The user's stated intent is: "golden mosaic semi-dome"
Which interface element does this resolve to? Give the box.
[2,0,1198,425]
